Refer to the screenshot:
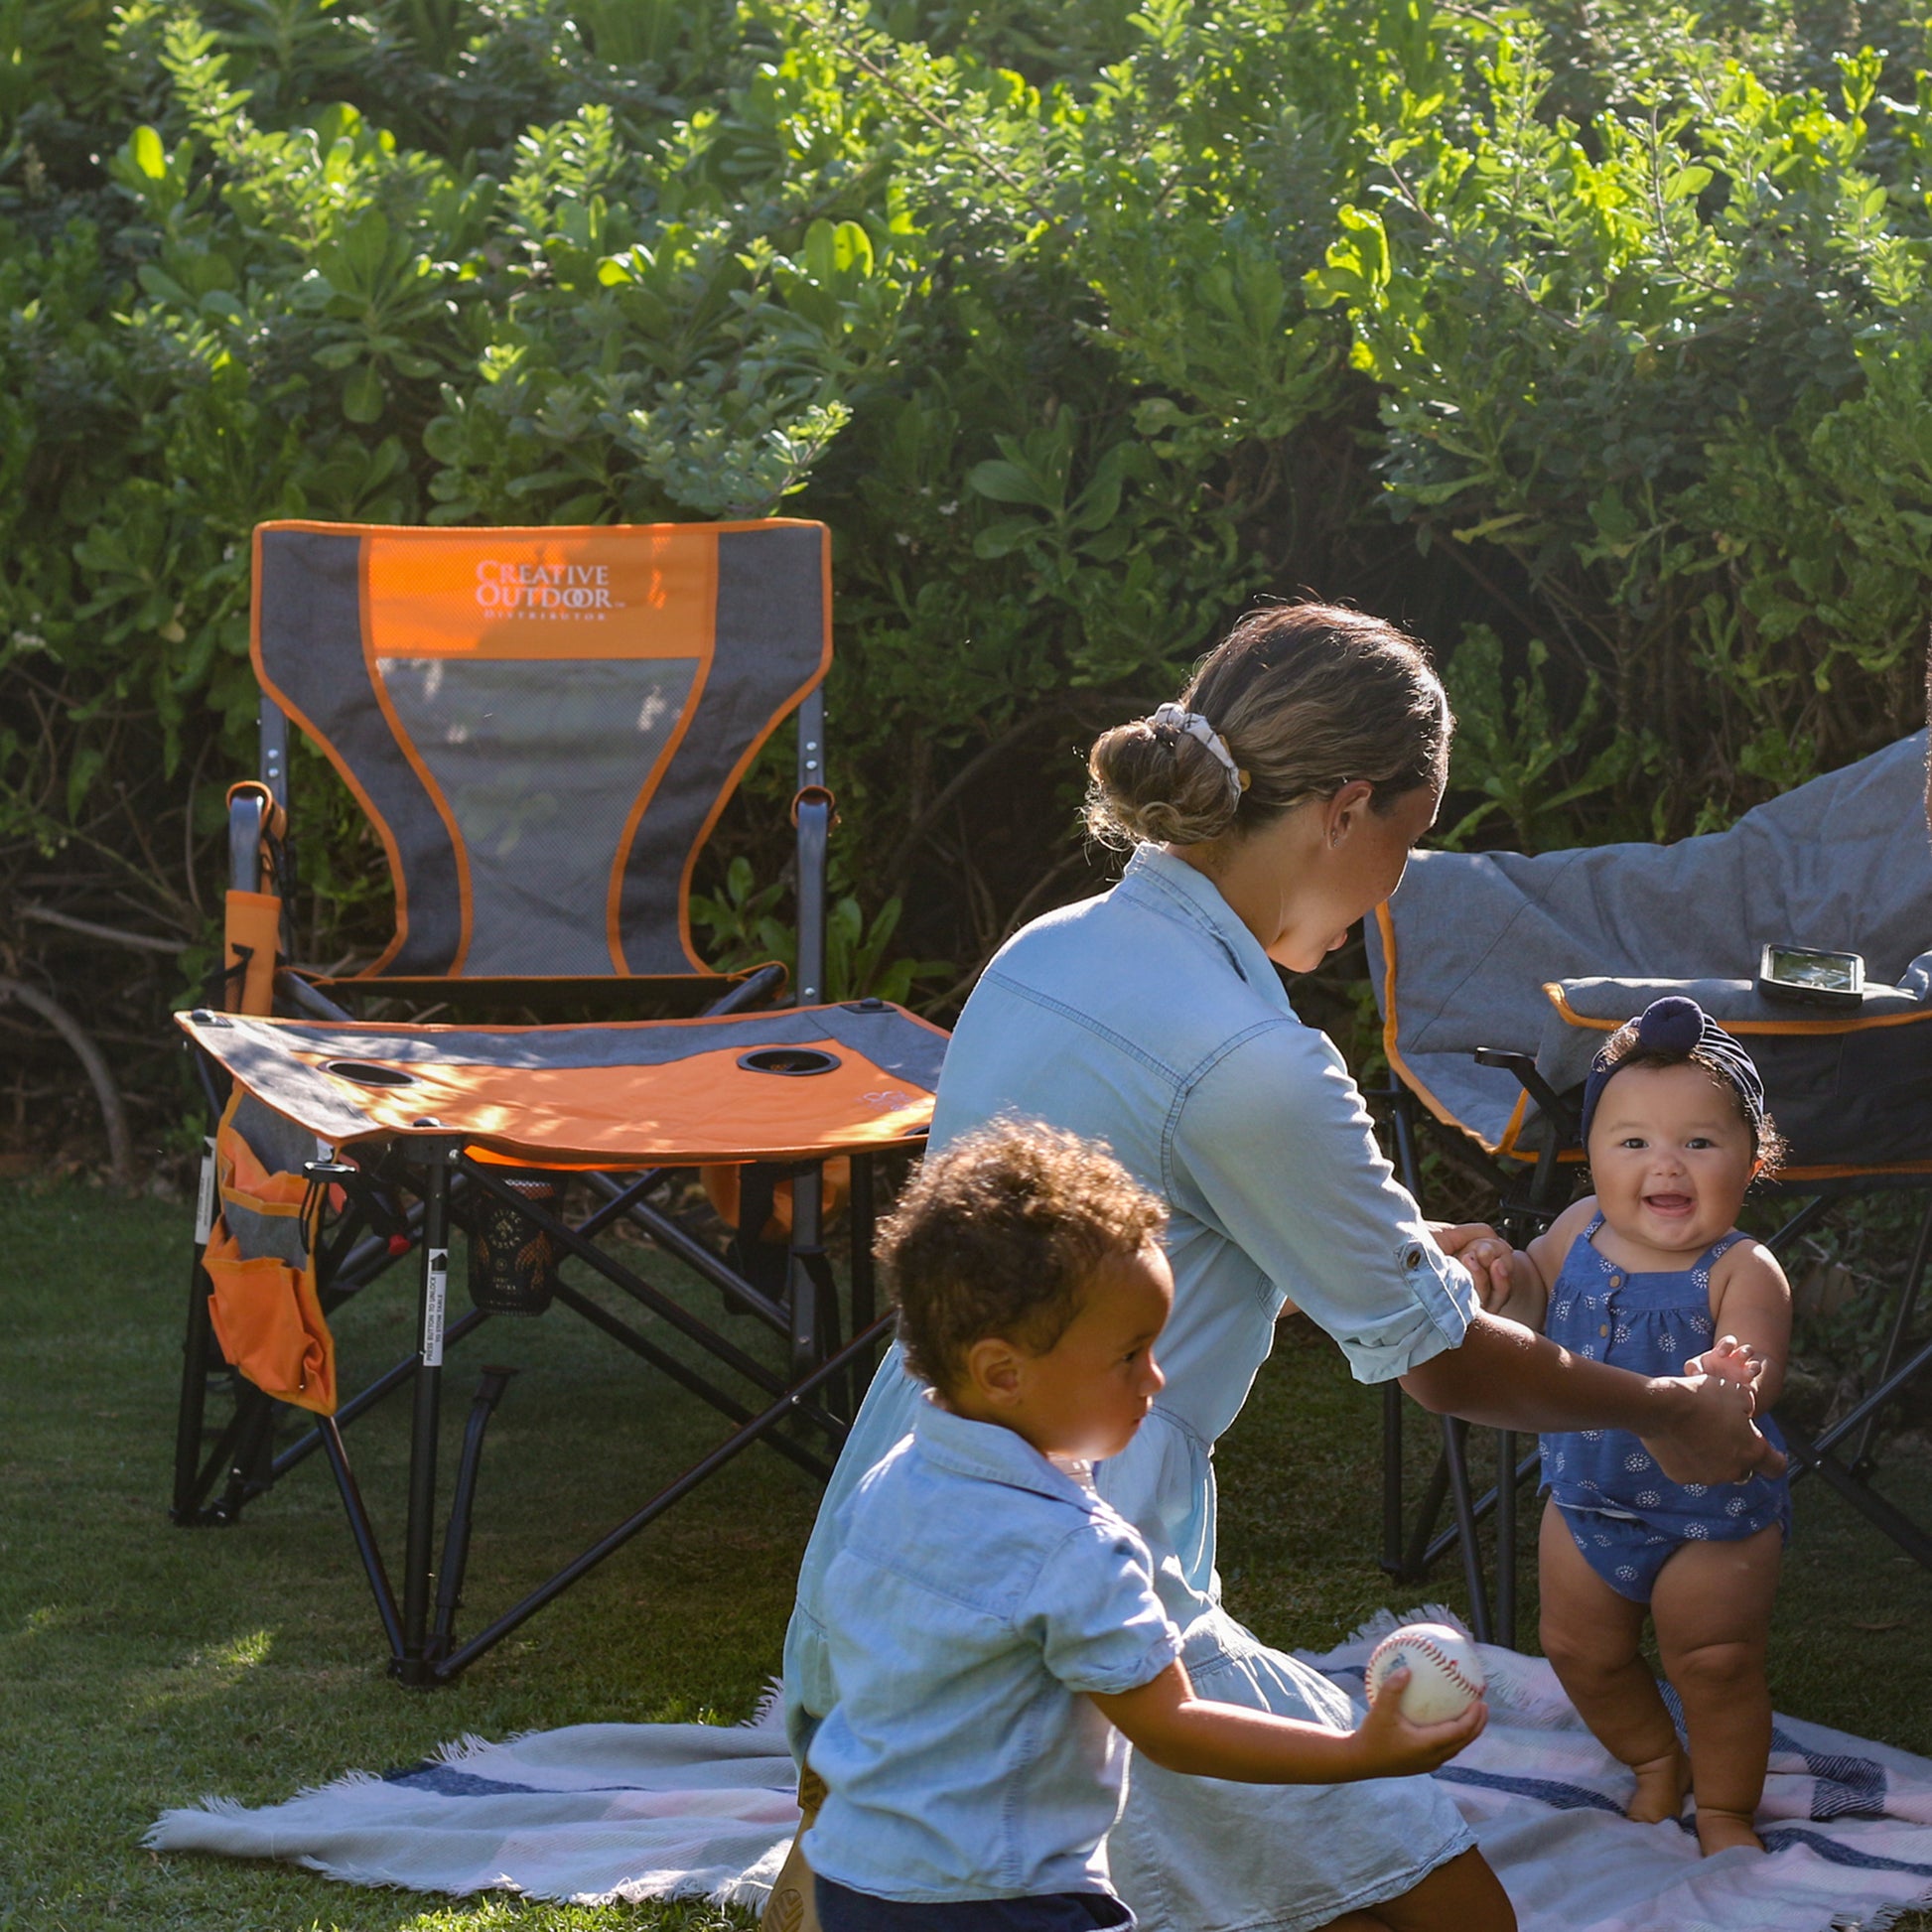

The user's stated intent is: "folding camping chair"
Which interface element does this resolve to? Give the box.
[1366,732,1932,1647]
[171,518,946,1686]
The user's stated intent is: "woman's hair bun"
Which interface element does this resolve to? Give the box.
[1085,716,1242,848]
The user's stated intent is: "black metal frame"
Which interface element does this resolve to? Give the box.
[1375,1064,1932,1648]
[172,688,900,1685]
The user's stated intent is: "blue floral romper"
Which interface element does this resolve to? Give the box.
[1540,1214,1791,1602]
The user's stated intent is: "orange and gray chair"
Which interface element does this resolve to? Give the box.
[171,518,945,1686]
[1366,732,1932,1645]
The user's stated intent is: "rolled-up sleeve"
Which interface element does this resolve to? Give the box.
[1173,1020,1477,1382]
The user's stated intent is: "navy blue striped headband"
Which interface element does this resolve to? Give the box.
[1580,996,1766,1147]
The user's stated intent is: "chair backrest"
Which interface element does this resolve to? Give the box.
[1369,731,1932,1169]
[251,519,829,983]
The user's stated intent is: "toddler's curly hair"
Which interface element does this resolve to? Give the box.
[881,1120,1167,1398]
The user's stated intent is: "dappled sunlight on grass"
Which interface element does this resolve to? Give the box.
[9,1601,68,1641]
[206,1627,275,1671]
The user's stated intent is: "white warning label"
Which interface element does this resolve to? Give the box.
[423,1248,449,1366]
[194,1140,217,1246]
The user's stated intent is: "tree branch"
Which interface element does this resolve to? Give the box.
[0,976,134,1188]
[885,710,1070,891]
[18,903,191,955]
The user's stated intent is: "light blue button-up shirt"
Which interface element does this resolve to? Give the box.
[803,1396,1183,1903]
[786,844,1475,1749]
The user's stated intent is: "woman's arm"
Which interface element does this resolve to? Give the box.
[1173,1027,1781,1483]
[1399,1312,1786,1483]
[1090,1659,1483,1784]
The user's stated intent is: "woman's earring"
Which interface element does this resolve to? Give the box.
[1328,827,1342,849]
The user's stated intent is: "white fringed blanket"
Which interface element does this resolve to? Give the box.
[147,1612,1932,1930]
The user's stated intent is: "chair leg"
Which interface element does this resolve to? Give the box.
[849,1154,876,1342]
[1382,1383,1405,1576]
[172,1248,223,1523]
[787,1168,824,1383]
[433,1366,517,1659]
[1442,1418,1493,1643]
[320,1417,405,1661]
[1495,1428,1517,1649]
[398,1146,453,1687]
[1401,1448,1451,1582]
[1849,1193,1932,1473]
[1781,1416,1932,1569]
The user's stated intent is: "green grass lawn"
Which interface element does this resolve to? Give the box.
[4,1178,1931,1931]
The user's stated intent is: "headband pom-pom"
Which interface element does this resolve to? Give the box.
[1636,995,1704,1056]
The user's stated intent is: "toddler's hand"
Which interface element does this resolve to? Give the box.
[1349,1666,1487,1779]
[1683,1334,1760,1391]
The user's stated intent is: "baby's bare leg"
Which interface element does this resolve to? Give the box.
[1651,1521,1782,1856]
[1537,1502,1686,1822]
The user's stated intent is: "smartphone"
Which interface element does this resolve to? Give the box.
[1755,943,1864,1008]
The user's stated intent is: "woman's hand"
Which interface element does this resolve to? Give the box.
[1435,1224,1513,1304]
[1431,1222,1513,1302]
[1432,1221,1545,1324]
[1638,1371,1786,1484]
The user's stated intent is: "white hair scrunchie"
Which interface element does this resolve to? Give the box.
[1150,702,1245,799]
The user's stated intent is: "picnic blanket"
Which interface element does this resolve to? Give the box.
[147,1610,1932,1931]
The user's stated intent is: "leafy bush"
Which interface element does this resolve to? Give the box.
[2,0,1928,1165]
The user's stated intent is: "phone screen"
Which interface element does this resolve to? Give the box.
[1766,947,1857,991]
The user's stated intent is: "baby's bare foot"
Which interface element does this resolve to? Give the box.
[1695,1805,1764,1856]
[1625,1747,1689,1823]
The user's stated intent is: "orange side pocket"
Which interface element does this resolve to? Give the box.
[203,1218,338,1415]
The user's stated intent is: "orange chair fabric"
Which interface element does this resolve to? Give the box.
[202,1090,338,1415]
[249,519,830,984]
[176,1004,946,1172]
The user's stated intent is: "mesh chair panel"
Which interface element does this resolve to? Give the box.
[377,657,699,977]
[253,518,829,980]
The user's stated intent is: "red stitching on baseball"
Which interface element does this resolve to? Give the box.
[1375,1634,1482,1702]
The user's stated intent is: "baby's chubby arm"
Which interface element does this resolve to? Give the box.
[1089,1659,1483,1785]
[1686,1242,1791,1409]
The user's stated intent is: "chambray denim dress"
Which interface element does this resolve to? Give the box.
[1541,1215,1791,1602]
[786,845,1482,1932]
[803,1397,1182,1906]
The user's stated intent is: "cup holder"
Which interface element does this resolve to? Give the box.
[737,1046,842,1077]
[324,1060,418,1088]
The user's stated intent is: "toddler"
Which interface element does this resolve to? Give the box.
[1472,997,1792,1855]
[797,1121,1488,1931]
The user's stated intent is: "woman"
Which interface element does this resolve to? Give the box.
[775,604,1781,1932]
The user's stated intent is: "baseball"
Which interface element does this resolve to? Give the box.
[1364,1621,1486,1724]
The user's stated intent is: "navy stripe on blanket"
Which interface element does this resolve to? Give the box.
[1434,1766,1624,1815]
[1770,1723,1890,1822]
[1758,1827,1932,1876]
[384,1765,555,1797]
